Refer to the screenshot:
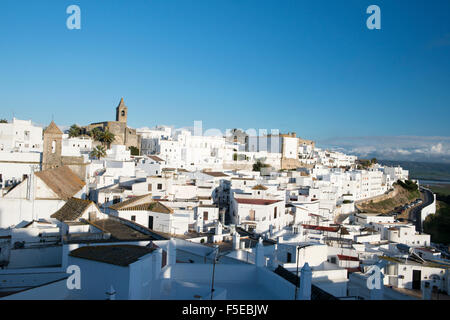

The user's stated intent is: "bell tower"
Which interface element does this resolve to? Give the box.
[116,97,128,124]
[42,121,63,170]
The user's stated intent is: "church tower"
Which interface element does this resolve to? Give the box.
[116,97,128,124]
[42,121,63,170]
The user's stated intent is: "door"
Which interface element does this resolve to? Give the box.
[148,216,154,229]
[287,252,292,263]
[412,270,421,290]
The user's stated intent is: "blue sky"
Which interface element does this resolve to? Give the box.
[1,1,450,160]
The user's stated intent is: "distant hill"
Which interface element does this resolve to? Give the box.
[379,160,450,182]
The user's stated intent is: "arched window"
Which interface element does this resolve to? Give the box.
[121,110,125,116]
[51,141,56,153]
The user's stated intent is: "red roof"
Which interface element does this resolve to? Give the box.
[235,198,281,206]
[149,155,164,162]
[302,224,339,232]
[346,267,361,273]
[337,254,359,261]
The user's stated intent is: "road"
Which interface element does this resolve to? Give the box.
[408,187,434,233]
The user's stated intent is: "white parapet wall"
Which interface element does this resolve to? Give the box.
[421,193,436,223]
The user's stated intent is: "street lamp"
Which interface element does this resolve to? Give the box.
[210,245,219,300]
[294,245,300,300]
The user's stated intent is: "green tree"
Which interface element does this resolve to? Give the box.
[0,119,8,123]
[253,160,269,172]
[68,124,81,138]
[90,145,106,160]
[100,130,115,149]
[129,146,140,156]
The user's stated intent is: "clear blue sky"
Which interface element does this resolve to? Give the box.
[1,0,450,142]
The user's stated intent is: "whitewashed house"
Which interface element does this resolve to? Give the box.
[0,166,87,228]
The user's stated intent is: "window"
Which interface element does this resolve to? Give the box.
[157,183,163,190]
[203,212,208,221]
[51,140,56,153]
[274,207,277,219]
[131,215,136,222]
[113,196,121,204]
[249,209,255,221]
[287,252,292,263]
[121,110,125,116]
[148,184,152,191]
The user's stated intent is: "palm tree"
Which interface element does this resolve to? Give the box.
[90,145,106,160]
[88,127,103,141]
[100,130,115,149]
[68,124,81,138]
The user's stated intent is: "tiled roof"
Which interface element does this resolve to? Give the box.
[44,121,63,135]
[109,193,152,210]
[35,166,86,200]
[302,224,340,232]
[235,198,281,205]
[119,201,173,214]
[69,245,155,266]
[149,155,164,162]
[88,219,156,241]
[203,171,229,177]
[50,197,94,221]
[252,184,268,190]
[337,254,359,261]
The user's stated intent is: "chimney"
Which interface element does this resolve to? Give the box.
[233,232,240,250]
[298,263,312,300]
[153,248,163,280]
[255,237,265,267]
[167,238,176,266]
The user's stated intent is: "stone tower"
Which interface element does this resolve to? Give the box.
[116,97,128,124]
[42,121,63,170]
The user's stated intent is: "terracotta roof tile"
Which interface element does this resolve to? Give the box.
[44,121,63,135]
[118,201,173,214]
[69,245,155,266]
[252,184,268,190]
[51,197,94,221]
[203,171,229,177]
[337,254,359,261]
[235,198,281,205]
[109,194,152,210]
[148,155,164,162]
[88,219,155,241]
[35,166,85,200]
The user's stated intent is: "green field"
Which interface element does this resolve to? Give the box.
[429,184,450,196]
[379,160,450,182]
[424,201,450,245]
